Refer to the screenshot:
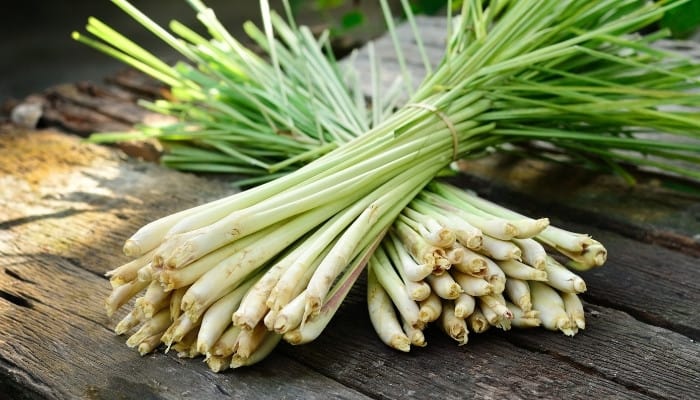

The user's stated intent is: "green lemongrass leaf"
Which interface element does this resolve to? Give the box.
[160,161,265,175]
[555,140,700,180]
[492,126,700,153]
[72,32,182,88]
[112,0,199,61]
[86,129,156,143]
[86,17,177,79]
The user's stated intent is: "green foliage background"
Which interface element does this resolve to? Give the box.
[295,0,700,39]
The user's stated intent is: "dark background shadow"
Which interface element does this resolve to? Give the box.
[0,0,397,101]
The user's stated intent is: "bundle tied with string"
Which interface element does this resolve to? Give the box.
[78,0,700,370]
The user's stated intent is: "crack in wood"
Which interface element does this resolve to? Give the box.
[0,208,87,231]
[4,268,37,285]
[0,289,32,309]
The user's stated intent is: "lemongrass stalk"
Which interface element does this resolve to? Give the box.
[285,221,391,345]
[405,280,431,302]
[400,208,456,248]
[451,271,493,297]
[382,236,431,300]
[172,329,200,358]
[506,302,541,329]
[266,241,332,315]
[305,200,390,315]
[479,235,522,260]
[505,278,532,312]
[467,309,490,334]
[426,272,463,300]
[512,238,547,270]
[440,301,469,345]
[558,241,608,270]
[268,250,322,320]
[121,195,237,257]
[272,289,307,334]
[445,244,465,265]
[162,312,201,347]
[393,218,447,271]
[234,322,269,359]
[498,259,548,281]
[431,184,550,238]
[421,191,519,241]
[136,263,156,282]
[454,293,476,319]
[231,333,282,368]
[480,293,513,320]
[115,303,144,335]
[410,199,483,250]
[536,226,594,253]
[402,320,427,347]
[198,276,257,353]
[452,245,489,276]
[140,280,170,318]
[368,249,422,329]
[386,232,433,281]
[303,202,386,319]
[561,292,586,330]
[529,281,577,336]
[169,287,187,321]
[480,300,511,331]
[106,249,156,287]
[206,355,232,373]
[365,264,411,352]
[543,257,587,293]
[137,334,163,355]
[126,309,170,347]
[105,277,149,317]
[418,292,442,324]
[211,325,242,358]
[232,245,305,331]
[483,258,506,294]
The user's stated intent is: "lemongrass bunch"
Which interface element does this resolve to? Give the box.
[369,181,595,351]
[78,0,700,371]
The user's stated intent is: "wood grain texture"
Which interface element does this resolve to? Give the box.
[279,296,667,400]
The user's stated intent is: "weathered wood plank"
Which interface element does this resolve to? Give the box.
[0,129,234,275]
[503,304,700,399]
[278,288,693,400]
[0,130,370,400]
[579,227,700,340]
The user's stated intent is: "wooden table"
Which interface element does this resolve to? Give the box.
[1,16,699,400]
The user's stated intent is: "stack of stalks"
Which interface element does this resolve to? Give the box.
[105,180,604,370]
[367,182,601,351]
[77,0,700,372]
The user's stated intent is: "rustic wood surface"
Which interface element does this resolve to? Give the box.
[2,15,699,400]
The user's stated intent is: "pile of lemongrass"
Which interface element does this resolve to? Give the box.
[368,181,602,350]
[79,0,700,371]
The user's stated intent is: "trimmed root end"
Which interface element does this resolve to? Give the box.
[390,334,411,352]
[123,240,142,257]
